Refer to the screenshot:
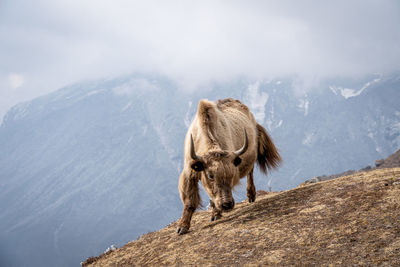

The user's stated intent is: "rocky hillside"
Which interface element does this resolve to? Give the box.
[83,167,400,266]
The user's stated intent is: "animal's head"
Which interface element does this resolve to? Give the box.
[189,130,248,212]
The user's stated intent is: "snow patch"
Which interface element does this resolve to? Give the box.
[184,101,193,128]
[390,121,400,133]
[376,146,383,153]
[297,95,309,116]
[245,82,269,123]
[153,124,180,172]
[267,177,273,192]
[142,125,148,136]
[121,102,132,112]
[387,117,400,148]
[329,86,338,95]
[329,77,381,99]
[290,168,303,182]
[302,132,315,145]
[104,244,117,253]
[87,90,100,96]
[265,104,274,130]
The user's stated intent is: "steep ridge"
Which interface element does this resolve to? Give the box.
[83,168,400,266]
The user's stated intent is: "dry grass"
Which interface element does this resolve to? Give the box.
[83,168,400,266]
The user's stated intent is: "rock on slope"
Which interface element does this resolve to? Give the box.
[83,168,400,266]
[376,149,400,169]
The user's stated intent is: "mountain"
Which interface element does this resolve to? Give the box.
[82,167,400,266]
[0,75,187,266]
[0,73,399,266]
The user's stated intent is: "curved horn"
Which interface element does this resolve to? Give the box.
[190,134,202,160]
[234,129,248,156]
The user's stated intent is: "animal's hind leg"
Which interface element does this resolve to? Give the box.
[209,200,222,221]
[247,168,256,203]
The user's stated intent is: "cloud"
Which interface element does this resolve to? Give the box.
[8,73,25,89]
[112,78,160,96]
[0,0,400,118]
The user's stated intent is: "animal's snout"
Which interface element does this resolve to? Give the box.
[221,201,235,211]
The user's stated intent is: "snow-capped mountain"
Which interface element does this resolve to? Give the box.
[0,73,399,266]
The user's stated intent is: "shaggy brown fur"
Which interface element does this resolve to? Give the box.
[176,98,281,235]
[256,123,282,174]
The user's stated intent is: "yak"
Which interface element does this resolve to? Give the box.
[176,98,281,234]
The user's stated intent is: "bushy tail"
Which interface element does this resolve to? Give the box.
[256,123,282,174]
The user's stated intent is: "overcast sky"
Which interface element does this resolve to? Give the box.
[1,0,400,120]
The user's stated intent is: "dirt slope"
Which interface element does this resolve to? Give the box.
[83,168,400,266]
[376,149,400,169]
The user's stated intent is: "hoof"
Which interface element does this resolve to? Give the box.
[176,227,189,235]
[210,214,221,221]
[247,195,256,203]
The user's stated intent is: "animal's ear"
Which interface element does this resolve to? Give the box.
[197,100,218,144]
[233,156,242,166]
[191,161,204,172]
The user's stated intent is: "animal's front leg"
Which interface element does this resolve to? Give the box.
[209,200,222,221]
[177,171,200,235]
[177,206,195,235]
[247,168,256,203]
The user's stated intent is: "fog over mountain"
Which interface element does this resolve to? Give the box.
[0,72,399,266]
